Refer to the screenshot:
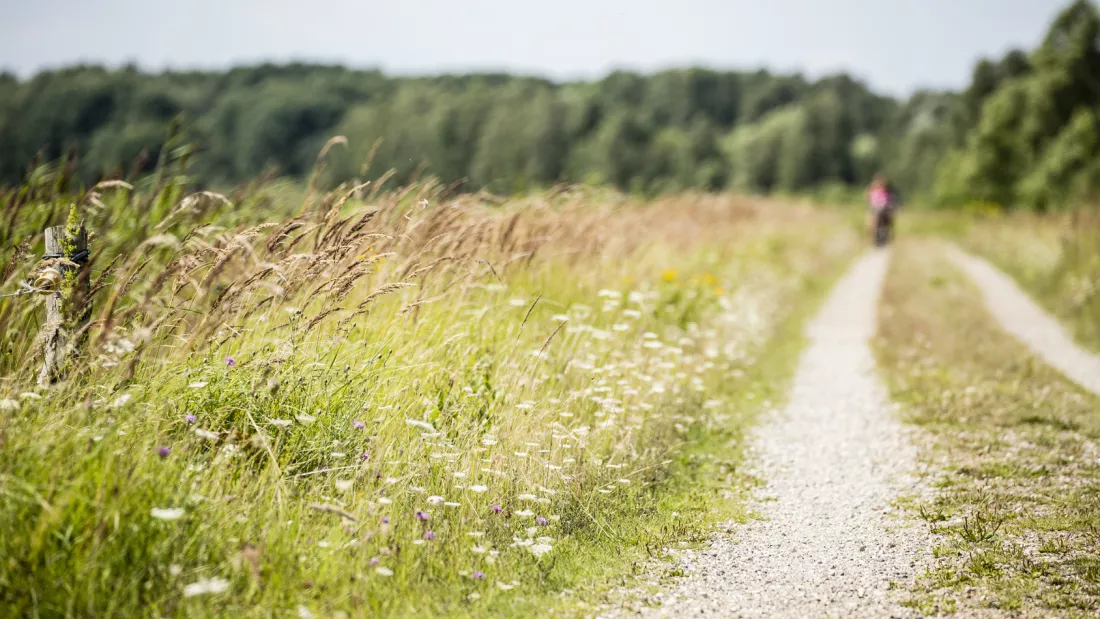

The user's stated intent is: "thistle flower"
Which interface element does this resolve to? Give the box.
[415,511,429,521]
[185,414,197,424]
[536,516,549,526]
[369,557,380,566]
[352,420,365,430]
[491,505,503,514]
[473,571,486,580]
[423,530,436,540]
[158,446,171,458]
[225,357,236,367]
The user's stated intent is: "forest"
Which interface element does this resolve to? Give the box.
[1,0,1098,209]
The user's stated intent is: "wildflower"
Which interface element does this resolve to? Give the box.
[369,557,380,566]
[378,497,392,505]
[536,516,549,526]
[196,427,220,441]
[415,511,429,521]
[0,399,19,411]
[352,420,365,430]
[110,394,132,408]
[427,496,445,505]
[295,413,316,425]
[225,357,236,367]
[514,509,534,518]
[185,414,197,424]
[151,507,185,520]
[188,382,208,390]
[469,485,488,493]
[270,419,293,427]
[182,577,229,597]
[335,480,353,492]
[661,269,677,282]
[157,446,171,459]
[473,571,486,580]
[360,453,369,461]
[527,543,553,557]
[375,567,394,576]
[381,516,390,524]
[496,581,515,590]
[423,530,436,540]
[297,605,313,619]
[491,505,503,514]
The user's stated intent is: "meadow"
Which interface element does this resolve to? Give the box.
[0,149,859,617]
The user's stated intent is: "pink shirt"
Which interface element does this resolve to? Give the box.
[869,187,890,209]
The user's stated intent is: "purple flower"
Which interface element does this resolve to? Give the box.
[473,570,486,580]
[157,446,171,458]
[491,504,503,514]
[423,530,435,540]
[376,472,383,479]
[360,453,370,461]
[415,511,429,521]
[381,516,390,524]
[225,356,236,367]
[369,557,380,566]
[536,516,549,526]
[185,414,197,424]
[352,420,365,430]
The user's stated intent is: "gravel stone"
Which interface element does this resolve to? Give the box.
[602,250,933,618]
[948,246,1100,396]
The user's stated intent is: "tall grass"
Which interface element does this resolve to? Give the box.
[0,147,858,616]
[958,209,1100,351]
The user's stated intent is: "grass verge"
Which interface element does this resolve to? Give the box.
[1,174,858,618]
[876,240,1100,617]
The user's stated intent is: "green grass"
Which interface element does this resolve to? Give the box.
[876,240,1100,617]
[0,165,859,618]
[957,211,1100,352]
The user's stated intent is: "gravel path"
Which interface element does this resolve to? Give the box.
[947,247,1100,396]
[603,250,931,618]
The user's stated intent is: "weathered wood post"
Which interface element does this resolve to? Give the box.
[37,224,88,386]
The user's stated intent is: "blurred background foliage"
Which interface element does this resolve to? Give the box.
[1,0,1098,210]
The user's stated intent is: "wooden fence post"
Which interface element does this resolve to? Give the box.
[37,224,88,386]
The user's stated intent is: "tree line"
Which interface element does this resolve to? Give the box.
[1,0,1097,209]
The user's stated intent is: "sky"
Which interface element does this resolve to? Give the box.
[0,0,1067,96]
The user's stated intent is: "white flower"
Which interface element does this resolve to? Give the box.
[467,531,486,537]
[453,471,467,479]
[471,546,487,554]
[514,509,534,517]
[444,501,461,507]
[295,413,316,425]
[527,543,553,557]
[194,428,219,440]
[427,495,445,505]
[517,494,539,502]
[481,437,498,446]
[168,564,182,576]
[375,567,393,576]
[335,480,353,492]
[109,394,131,409]
[297,605,314,619]
[151,507,185,520]
[508,298,527,307]
[0,399,18,411]
[270,419,293,427]
[18,392,42,400]
[469,485,488,493]
[188,382,208,389]
[496,581,515,591]
[182,577,229,597]
[551,314,569,322]
[377,497,393,505]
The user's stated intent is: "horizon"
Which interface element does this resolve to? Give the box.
[1,0,1066,97]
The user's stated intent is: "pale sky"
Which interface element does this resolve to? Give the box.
[0,0,1066,95]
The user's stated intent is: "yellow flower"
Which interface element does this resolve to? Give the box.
[712,287,725,296]
[661,269,677,283]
